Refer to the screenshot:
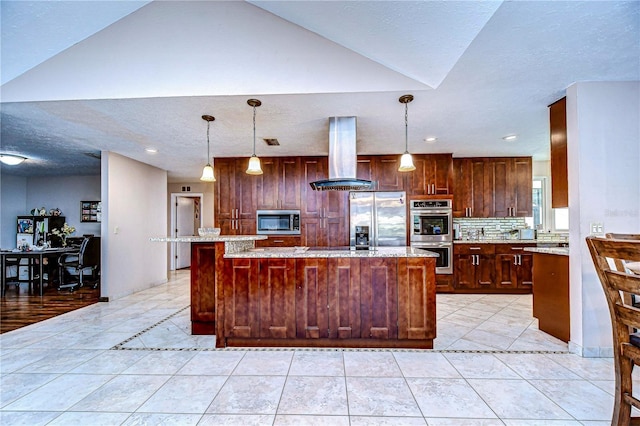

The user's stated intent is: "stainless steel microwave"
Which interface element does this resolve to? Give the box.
[256,210,300,235]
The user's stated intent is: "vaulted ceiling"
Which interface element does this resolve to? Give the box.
[1,1,638,182]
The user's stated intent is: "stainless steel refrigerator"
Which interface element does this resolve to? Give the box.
[349,191,407,247]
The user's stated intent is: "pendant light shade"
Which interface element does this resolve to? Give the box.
[246,99,263,175]
[398,94,416,172]
[0,154,27,165]
[200,115,216,182]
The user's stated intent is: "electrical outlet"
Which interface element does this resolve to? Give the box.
[590,222,604,236]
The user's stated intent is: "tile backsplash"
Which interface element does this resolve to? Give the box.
[453,217,569,242]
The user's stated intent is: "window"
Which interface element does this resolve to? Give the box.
[554,208,569,231]
[531,177,545,230]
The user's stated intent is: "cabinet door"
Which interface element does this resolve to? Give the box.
[256,157,280,210]
[300,218,324,247]
[549,98,568,208]
[328,258,361,339]
[452,159,472,217]
[398,257,436,340]
[433,154,454,194]
[476,255,495,288]
[491,158,513,218]
[357,157,374,182]
[255,236,301,247]
[470,158,490,217]
[279,157,301,209]
[215,158,237,222]
[295,258,329,339]
[224,258,260,338]
[325,216,349,247]
[517,253,533,288]
[453,254,476,289]
[236,159,257,219]
[300,157,327,218]
[374,155,404,191]
[258,258,296,339]
[495,253,518,289]
[360,258,398,339]
[407,154,453,196]
[513,157,532,216]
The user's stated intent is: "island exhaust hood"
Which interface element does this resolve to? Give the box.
[309,116,374,191]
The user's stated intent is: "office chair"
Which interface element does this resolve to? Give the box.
[58,236,100,291]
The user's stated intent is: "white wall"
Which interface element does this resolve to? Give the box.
[101,152,168,300]
[26,175,101,237]
[0,174,28,249]
[567,81,640,357]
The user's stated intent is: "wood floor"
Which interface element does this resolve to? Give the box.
[0,282,100,334]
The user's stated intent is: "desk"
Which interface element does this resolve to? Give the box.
[1,248,75,297]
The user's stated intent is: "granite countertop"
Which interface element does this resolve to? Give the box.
[524,247,570,256]
[150,235,268,242]
[224,246,440,259]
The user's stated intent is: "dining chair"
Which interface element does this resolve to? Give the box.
[587,236,640,425]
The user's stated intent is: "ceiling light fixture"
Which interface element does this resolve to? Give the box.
[502,135,517,141]
[425,137,438,143]
[398,94,416,172]
[200,115,216,182]
[145,147,158,153]
[0,154,27,165]
[246,99,263,175]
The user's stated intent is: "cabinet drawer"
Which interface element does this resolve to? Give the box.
[255,236,302,247]
[494,244,535,254]
[454,244,495,255]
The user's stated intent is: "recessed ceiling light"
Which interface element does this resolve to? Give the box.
[145,147,158,153]
[425,137,437,143]
[502,135,517,141]
[0,154,27,165]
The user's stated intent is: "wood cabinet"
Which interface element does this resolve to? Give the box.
[532,252,569,342]
[360,258,398,339]
[494,244,534,290]
[191,242,223,335]
[405,154,453,195]
[549,97,568,208]
[453,243,533,294]
[359,154,453,195]
[255,236,301,247]
[398,257,436,339]
[258,258,296,339]
[453,244,495,290]
[256,157,301,210]
[215,158,257,234]
[300,157,349,247]
[453,157,532,218]
[218,255,436,348]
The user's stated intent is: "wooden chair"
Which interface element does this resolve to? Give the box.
[587,236,640,425]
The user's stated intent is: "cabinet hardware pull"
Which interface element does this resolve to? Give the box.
[518,254,522,265]
[511,247,523,250]
[274,240,284,243]
[432,184,435,194]
[514,255,518,266]
[470,247,481,250]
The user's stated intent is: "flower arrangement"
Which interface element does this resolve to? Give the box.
[51,223,76,247]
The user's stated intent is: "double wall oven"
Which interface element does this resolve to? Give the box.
[409,199,453,274]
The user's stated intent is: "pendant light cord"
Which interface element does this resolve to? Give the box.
[252,105,257,156]
[404,101,409,153]
[206,120,211,164]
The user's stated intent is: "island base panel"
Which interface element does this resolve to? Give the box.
[191,321,215,335]
[223,337,433,349]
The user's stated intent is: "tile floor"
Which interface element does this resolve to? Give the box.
[0,270,619,425]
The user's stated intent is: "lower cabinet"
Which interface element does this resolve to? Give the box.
[453,244,495,290]
[255,236,301,247]
[453,243,533,293]
[219,256,436,348]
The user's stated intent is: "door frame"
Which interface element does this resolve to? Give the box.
[170,192,204,271]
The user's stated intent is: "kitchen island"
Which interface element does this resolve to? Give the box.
[150,235,267,334]
[219,247,438,349]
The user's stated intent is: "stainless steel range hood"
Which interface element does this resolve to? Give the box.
[309,116,374,191]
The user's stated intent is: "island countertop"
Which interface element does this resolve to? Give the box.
[524,247,570,256]
[150,235,267,243]
[224,246,440,259]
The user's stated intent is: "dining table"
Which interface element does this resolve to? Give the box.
[1,247,76,297]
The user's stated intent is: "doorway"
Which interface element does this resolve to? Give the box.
[170,193,203,271]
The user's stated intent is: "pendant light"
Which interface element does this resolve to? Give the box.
[0,154,27,165]
[246,99,263,175]
[398,94,416,172]
[200,115,216,182]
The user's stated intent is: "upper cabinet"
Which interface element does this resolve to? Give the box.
[358,154,453,195]
[405,154,453,195]
[215,158,258,234]
[453,157,532,218]
[549,97,568,208]
[256,157,301,210]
